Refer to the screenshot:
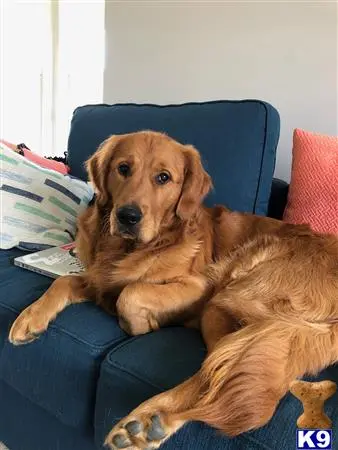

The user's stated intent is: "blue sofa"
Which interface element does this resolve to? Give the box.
[1,101,336,450]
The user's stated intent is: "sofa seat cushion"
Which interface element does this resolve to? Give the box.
[0,380,96,450]
[68,101,280,215]
[0,248,127,430]
[94,327,206,447]
[95,327,338,449]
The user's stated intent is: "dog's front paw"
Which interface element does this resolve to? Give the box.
[116,288,159,336]
[9,302,50,345]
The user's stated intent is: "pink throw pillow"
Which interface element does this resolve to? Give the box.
[0,139,69,175]
[283,129,338,234]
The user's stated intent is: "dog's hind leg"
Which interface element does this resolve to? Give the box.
[104,369,206,450]
[105,319,338,450]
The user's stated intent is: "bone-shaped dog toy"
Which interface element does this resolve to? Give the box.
[290,380,336,429]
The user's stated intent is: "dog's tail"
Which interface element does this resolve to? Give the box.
[182,320,338,436]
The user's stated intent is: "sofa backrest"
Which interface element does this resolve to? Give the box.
[67,100,280,215]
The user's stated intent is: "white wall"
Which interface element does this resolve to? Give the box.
[104,1,337,181]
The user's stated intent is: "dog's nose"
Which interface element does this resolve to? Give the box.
[116,205,142,226]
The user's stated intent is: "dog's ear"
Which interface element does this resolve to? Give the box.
[176,145,212,220]
[86,135,119,206]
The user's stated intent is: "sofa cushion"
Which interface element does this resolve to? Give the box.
[0,249,127,430]
[94,327,206,447]
[0,380,96,450]
[95,327,338,449]
[67,101,280,215]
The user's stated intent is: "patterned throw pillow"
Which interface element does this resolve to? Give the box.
[283,129,338,234]
[0,142,94,250]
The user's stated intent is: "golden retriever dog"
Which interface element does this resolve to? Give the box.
[9,131,338,450]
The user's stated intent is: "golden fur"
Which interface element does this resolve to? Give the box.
[8,131,338,449]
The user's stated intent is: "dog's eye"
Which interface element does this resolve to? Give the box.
[118,163,131,177]
[155,172,171,185]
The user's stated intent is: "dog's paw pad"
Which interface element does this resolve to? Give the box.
[146,415,167,441]
[106,412,172,449]
[125,420,143,436]
[112,433,131,449]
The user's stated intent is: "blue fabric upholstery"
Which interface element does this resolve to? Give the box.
[0,380,96,450]
[0,249,127,430]
[96,329,338,450]
[0,248,51,351]
[67,101,280,215]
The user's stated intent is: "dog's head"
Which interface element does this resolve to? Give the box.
[86,131,212,243]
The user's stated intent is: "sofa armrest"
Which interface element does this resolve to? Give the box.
[268,178,289,220]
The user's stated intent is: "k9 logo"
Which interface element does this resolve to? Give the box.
[296,430,332,449]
